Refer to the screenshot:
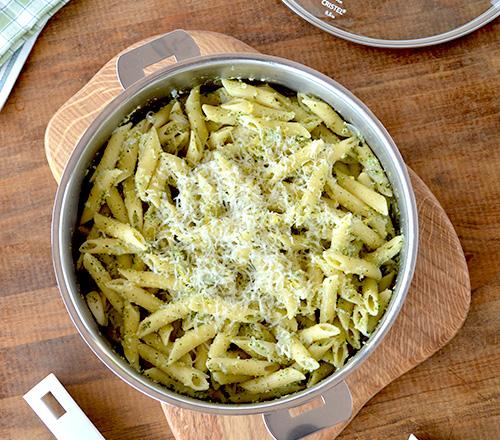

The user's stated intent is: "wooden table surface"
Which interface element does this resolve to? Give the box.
[0,1,498,439]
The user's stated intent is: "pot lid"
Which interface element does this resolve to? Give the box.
[283,0,500,48]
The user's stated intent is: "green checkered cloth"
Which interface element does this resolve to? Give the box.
[0,0,69,67]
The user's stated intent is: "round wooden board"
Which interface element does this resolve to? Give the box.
[44,30,470,440]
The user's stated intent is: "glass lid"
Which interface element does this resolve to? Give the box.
[283,0,500,48]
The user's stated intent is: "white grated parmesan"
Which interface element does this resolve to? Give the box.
[142,123,344,329]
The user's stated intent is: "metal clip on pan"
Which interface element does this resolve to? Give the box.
[116,29,201,89]
[263,381,352,440]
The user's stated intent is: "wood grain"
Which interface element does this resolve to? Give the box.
[0,1,498,439]
[43,30,471,439]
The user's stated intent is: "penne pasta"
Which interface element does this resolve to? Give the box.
[79,238,138,255]
[307,362,335,387]
[122,302,140,370]
[85,291,107,326]
[299,94,351,137]
[362,278,380,316]
[240,367,305,394]
[80,169,128,224]
[323,250,382,280]
[365,235,404,267]
[106,279,163,312]
[137,301,190,337]
[207,358,279,376]
[335,167,388,216]
[94,213,147,251]
[167,324,217,365]
[91,123,132,182]
[135,128,162,200]
[118,268,175,290]
[299,323,341,345]
[82,253,123,312]
[122,177,143,231]
[138,343,209,391]
[77,79,403,402]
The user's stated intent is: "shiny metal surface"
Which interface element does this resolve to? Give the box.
[52,31,418,435]
[263,381,352,439]
[116,30,201,89]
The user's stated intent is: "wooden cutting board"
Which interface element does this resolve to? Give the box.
[44,30,471,440]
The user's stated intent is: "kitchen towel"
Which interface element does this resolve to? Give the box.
[0,23,43,109]
[0,0,69,67]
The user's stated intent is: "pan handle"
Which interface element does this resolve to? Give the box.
[262,381,352,440]
[116,29,201,89]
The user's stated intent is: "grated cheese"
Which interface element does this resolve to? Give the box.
[142,123,344,328]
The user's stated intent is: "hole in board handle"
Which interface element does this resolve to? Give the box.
[41,391,66,419]
[143,55,177,77]
[288,395,325,418]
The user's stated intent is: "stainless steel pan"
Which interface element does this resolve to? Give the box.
[52,30,418,439]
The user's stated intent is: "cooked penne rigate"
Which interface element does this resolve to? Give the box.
[76,79,402,403]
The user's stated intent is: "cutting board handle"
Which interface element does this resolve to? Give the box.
[263,381,352,440]
[116,29,201,89]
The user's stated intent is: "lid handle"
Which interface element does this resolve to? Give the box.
[116,29,201,89]
[262,380,352,440]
